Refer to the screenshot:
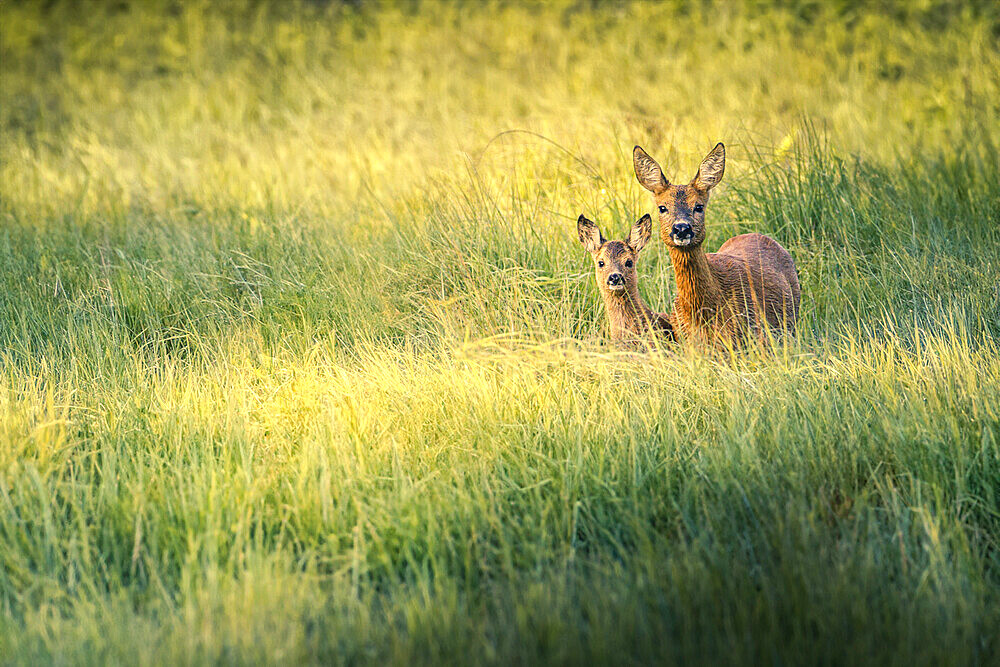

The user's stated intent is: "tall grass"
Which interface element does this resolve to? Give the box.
[2,1,999,664]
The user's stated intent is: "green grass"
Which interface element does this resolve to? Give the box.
[2,1,999,664]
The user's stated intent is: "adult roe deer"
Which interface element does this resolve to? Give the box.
[577,213,674,346]
[633,143,800,347]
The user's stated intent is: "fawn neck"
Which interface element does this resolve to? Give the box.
[603,285,657,339]
[669,245,722,327]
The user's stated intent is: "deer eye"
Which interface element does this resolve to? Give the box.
[597,260,605,268]
[625,259,633,268]
[657,205,667,214]
[693,204,705,213]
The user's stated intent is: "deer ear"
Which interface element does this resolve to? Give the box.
[694,142,725,191]
[577,215,605,254]
[627,214,652,254]
[633,146,669,194]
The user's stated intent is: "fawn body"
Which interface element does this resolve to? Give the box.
[577,213,674,346]
[633,143,800,346]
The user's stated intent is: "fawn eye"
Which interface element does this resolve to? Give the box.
[694,204,705,213]
[658,205,667,214]
[597,260,605,268]
[625,259,633,268]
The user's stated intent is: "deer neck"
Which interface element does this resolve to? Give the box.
[669,245,722,327]
[603,286,656,339]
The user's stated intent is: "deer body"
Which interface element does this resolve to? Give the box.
[634,143,800,346]
[668,232,799,344]
[577,214,674,346]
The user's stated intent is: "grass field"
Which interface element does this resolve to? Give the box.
[2,1,999,664]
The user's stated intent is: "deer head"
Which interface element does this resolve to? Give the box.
[577,213,653,297]
[633,143,725,250]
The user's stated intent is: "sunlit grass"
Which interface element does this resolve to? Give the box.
[1,1,999,664]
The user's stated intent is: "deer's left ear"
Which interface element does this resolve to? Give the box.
[694,142,725,191]
[627,214,652,254]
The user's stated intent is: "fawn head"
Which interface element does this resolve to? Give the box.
[633,143,725,249]
[577,213,653,296]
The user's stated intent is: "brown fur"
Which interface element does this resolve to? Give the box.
[577,214,674,346]
[633,143,800,347]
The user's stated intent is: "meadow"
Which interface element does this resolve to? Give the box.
[1,1,999,663]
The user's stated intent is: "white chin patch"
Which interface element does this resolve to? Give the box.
[608,285,626,292]
[673,237,692,247]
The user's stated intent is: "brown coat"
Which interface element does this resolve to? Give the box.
[634,143,800,347]
[577,214,675,347]
[668,232,800,345]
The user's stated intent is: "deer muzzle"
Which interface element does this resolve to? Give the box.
[671,222,694,245]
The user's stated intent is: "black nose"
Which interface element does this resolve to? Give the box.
[607,273,624,286]
[671,222,694,240]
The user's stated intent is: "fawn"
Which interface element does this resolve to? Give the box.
[633,143,800,347]
[577,213,674,346]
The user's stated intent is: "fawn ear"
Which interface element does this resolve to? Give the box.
[627,214,652,254]
[577,215,605,254]
[694,142,725,191]
[633,146,669,194]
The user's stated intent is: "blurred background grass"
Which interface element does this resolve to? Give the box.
[1,1,999,664]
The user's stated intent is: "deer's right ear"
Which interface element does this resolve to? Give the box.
[633,146,669,194]
[577,215,604,254]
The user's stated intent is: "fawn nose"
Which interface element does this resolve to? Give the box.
[671,222,694,240]
[607,273,624,287]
